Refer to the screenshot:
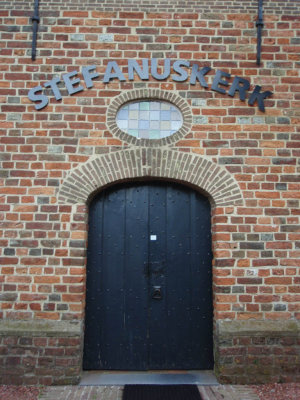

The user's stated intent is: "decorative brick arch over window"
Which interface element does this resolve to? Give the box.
[57,149,244,207]
[106,89,192,146]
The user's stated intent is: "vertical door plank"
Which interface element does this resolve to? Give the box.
[190,193,214,368]
[83,196,104,369]
[123,185,149,369]
[100,188,127,368]
[148,184,168,368]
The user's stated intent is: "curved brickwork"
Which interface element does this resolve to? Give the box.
[57,148,244,206]
[107,89,192,147]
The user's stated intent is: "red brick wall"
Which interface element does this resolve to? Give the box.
[0,0,299,384]
[0,331,81,385]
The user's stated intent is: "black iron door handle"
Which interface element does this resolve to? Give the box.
[152,286,162,300]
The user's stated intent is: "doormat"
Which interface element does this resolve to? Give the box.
[122,384,203,400]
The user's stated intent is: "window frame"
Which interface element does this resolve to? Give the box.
[106,89,192,147]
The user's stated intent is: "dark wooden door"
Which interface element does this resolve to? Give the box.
[83,182,213,370]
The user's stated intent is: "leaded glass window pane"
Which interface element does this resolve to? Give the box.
[116,101,183,139]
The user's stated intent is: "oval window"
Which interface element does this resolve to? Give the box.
[116,100,183,139]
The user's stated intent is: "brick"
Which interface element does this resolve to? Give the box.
[265,277,293,284]
[119,12,144,19]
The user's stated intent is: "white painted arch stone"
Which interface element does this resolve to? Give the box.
[57,149,244,207]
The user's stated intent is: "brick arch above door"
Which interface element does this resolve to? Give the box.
[57,148,244,207]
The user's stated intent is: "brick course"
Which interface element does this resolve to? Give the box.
[0,0,299,385]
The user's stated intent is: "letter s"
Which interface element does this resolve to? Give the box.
[172,60,190,82]
[28,85,49,110]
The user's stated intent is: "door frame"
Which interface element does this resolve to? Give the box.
[57,147,244,378]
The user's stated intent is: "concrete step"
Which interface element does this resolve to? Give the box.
[80,370,219,386]
[39,385,260,400]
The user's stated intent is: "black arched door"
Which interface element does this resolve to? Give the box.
[83,182,213,370]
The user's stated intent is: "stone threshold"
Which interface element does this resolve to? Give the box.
[80,370,219,386]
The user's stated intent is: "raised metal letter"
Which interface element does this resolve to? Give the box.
[151,59,171,80]
[28,85,48,110]
[63,71,84,95]
[82,65,100,89]
[44,77,62,101]
[172,60,190,82]
[228,76,250,101]
[211,70,231,94]
[190,65,211,87]
[248,85,273,112]
[103,61,126,83]
[128,59,149,80]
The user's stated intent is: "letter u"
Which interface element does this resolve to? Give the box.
[151,59,171,80]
